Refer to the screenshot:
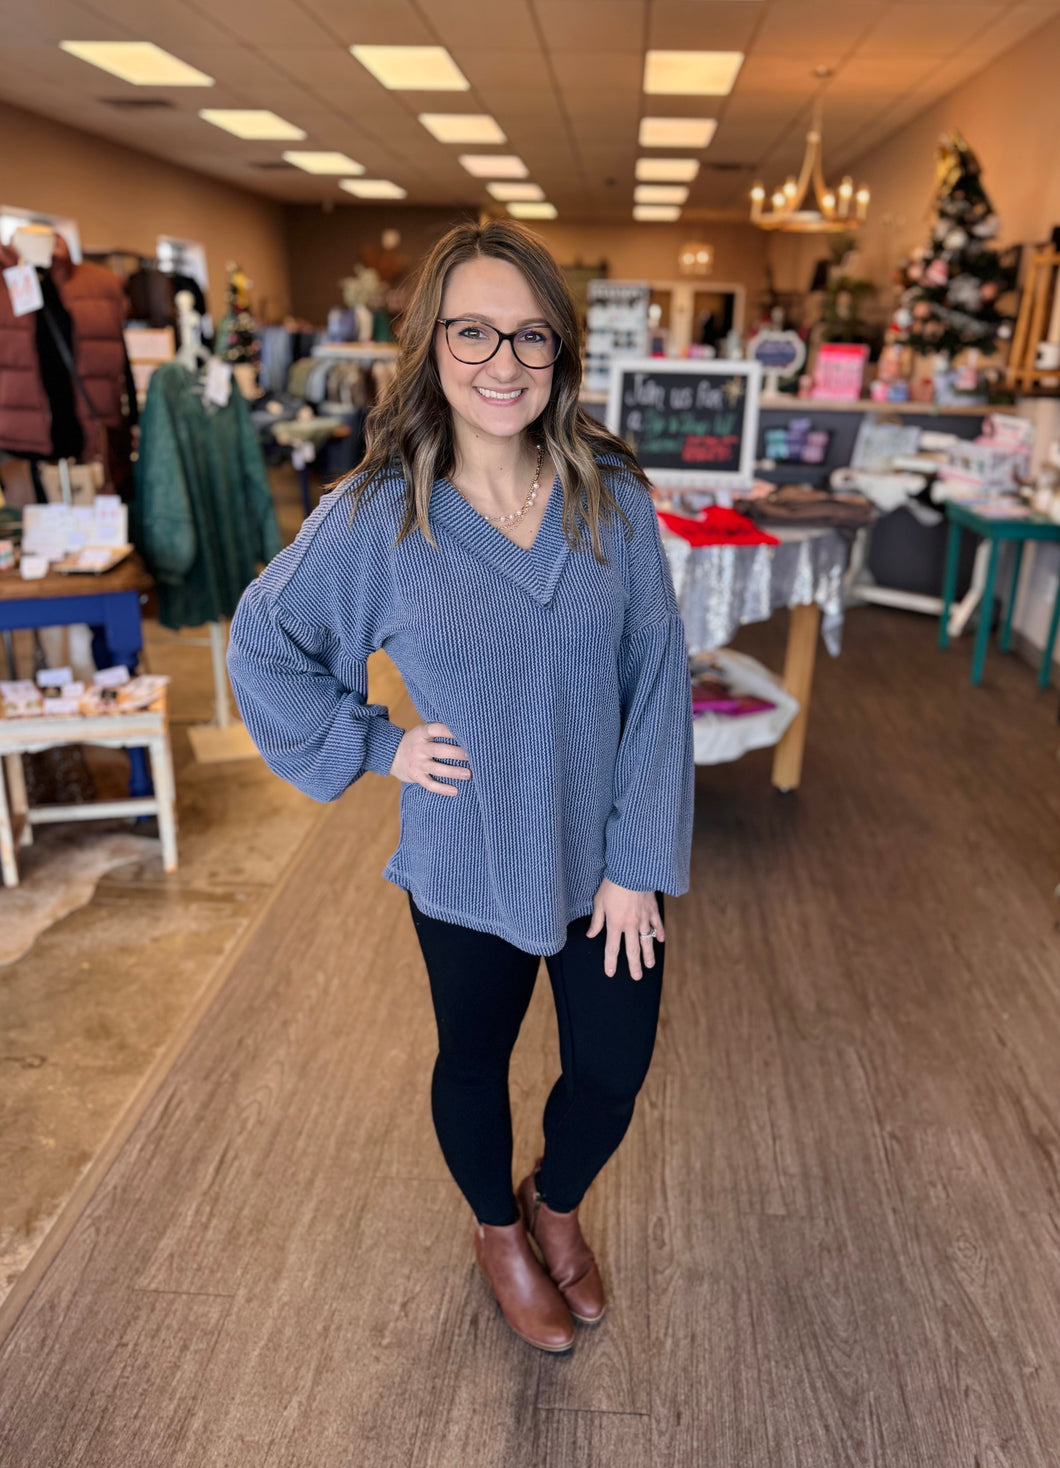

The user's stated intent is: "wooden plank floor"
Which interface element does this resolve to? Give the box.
[2,606,1060,1467]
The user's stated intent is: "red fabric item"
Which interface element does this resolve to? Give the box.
[658,506,780,547]
[0,234,127,456]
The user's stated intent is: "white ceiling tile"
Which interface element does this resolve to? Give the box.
[81,0,238,51]
[648,0,764,51]
[734,55,829,92]
[450,48,550,89]
[534,1,646,53]
[550,52,642,89]
[825,56,941,94]
[858,4,1007,56]
[192,0,337,49]
[752,1,879,61]
[415,0,540,49]
[301,0,436,45]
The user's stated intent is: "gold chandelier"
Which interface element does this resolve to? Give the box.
[750,101,870,233]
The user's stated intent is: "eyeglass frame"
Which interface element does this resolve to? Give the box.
[436,317,562,370]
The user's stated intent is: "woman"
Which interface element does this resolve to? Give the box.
[227,220,694,1355]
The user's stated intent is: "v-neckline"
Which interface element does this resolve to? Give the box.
[431,471,570,606]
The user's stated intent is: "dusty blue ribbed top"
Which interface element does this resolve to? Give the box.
[227,459,694,955]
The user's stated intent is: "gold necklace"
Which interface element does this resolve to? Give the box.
[481,443,544,528]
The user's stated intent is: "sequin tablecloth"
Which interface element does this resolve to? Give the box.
[660,525,851,657]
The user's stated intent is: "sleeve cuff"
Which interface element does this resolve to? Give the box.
[363,716,405,777]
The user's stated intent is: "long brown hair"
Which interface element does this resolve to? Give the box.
[348,218,650,560]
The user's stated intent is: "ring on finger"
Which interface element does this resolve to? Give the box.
[639,927,657,940]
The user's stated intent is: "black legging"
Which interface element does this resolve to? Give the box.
[407,890,665,1225]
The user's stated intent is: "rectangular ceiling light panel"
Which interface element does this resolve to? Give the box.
[200,110,306,139]
[459,155,528,178]
[507,202,557,219]
[283,151,364,174]
[486,182,544,201]
[419,113,506,143]
[340,179,407,198]
[351,45,469,90]
[60,41,214,87]
[635,158,699,182]
[639,118,717,148]
[643,51,744,96]
[633,205,681,221]
[634,184,689,204]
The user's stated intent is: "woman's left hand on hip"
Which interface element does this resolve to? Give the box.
[587,878,665,981]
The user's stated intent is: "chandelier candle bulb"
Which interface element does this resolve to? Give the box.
[856,187,871,221]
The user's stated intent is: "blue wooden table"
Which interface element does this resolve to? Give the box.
[0,554,155,793]
[938,500,1060,687]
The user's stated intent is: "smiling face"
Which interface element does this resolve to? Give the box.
[435,255,556,449]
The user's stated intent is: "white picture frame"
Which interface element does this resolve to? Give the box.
[606,358,763,491]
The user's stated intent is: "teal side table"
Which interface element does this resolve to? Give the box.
[938,500,1060,687]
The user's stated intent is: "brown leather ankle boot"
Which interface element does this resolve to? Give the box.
[472,1215,575,1353]
[516,1159,607,1325]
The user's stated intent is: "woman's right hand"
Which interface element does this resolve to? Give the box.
[389,722,471,796]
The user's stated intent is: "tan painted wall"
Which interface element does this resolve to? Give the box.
[284,204,472,323]
[770,11,1060,306]
[284,203,771,324]
[529,219,770,301]
[0,99,291,321]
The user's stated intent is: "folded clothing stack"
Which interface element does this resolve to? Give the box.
[732,482,874,530]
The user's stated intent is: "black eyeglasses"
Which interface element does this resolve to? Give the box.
[437,317,562,369]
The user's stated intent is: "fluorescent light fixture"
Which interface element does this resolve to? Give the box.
[636,157,699,182]
[459,154,528,179]
[351,45,468,91]
[60,41,214,86]
[200,109,306,140]
[283,151,364,175]
[633,205,681,222]
[339,178,407,199]
[486,182,544,201]
[639,117,717,148]
[634,184,689,205]
[507,202,557,220]
[419,113,506,144]
[643,51,744,96]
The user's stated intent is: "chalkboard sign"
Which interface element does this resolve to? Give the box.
[606,359,762,491]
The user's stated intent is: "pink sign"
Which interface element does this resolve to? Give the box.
[812,343,870,402]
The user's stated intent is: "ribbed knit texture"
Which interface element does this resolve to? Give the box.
[227,459,695,956]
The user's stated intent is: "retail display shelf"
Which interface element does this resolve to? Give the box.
[759,394,992,416]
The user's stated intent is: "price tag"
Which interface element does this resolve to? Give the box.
[205,357,232,407]
[3,262,44,317]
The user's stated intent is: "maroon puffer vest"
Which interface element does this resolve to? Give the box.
[0,234,127,457]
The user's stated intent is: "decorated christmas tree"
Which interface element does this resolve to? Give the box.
[217,262,261,368]
[892,133,1018,360]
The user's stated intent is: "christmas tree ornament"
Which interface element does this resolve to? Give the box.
[944,228,968,250]
[925,257,950,287]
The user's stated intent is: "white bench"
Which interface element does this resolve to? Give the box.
[0,692,177,888]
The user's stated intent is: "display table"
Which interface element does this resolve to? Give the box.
[0,690,177,887]
[0,554,154,795]
[661,526,851,792]
[938,502,1060,687]
[269,415,353,516]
